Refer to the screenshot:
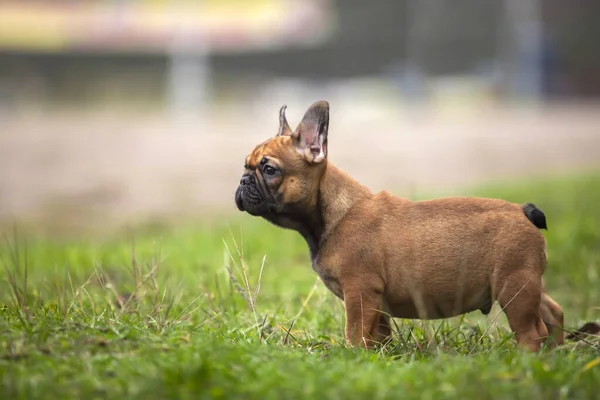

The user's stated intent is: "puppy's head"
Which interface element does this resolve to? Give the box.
[235,101,330,219]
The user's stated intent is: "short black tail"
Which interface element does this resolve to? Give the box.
[522,203,547,230]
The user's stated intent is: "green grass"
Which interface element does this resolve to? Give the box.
[1,173,599,400]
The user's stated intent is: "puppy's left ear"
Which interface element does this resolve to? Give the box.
[293,101,329,163]
[276,105,293,137]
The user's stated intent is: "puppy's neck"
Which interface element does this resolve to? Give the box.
[319,162,372,237]
[294,162,371,259]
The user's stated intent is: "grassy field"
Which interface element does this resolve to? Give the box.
[1,173,599,399]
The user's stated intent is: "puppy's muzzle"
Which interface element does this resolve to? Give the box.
[235,173,268,215]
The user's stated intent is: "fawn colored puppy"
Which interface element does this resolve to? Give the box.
[235,101,586,351]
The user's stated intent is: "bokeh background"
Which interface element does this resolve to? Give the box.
[1,0,599,234]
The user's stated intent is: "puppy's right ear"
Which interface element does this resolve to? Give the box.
[276,105,293,137]
[293,101,329,164]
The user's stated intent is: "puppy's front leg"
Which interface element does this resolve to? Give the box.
[343,286,386,349]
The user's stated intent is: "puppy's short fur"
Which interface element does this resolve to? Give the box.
[236,101,570,351]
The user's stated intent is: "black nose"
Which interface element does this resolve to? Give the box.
[240,174,254,185]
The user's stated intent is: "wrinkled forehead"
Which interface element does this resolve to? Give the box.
[245,136,292,167]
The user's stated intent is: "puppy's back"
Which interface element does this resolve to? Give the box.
[412,196,521,217]
[369,193,545,257]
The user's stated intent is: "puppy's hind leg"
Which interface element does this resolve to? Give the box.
[497,271,548,352]
[540,291,565,347]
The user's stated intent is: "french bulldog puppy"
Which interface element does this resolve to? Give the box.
[236,101,570,351]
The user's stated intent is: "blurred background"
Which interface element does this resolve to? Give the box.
[1,0,599,234]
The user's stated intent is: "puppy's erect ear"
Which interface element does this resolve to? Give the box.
[276,105,293,137]
[293,101,329,163]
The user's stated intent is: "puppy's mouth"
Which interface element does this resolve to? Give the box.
[235,184,275,216]
[235,186,246,211]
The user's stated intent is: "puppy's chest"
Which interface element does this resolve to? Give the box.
[312,260,344,299]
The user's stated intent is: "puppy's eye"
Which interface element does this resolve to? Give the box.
[263,165,277,176]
